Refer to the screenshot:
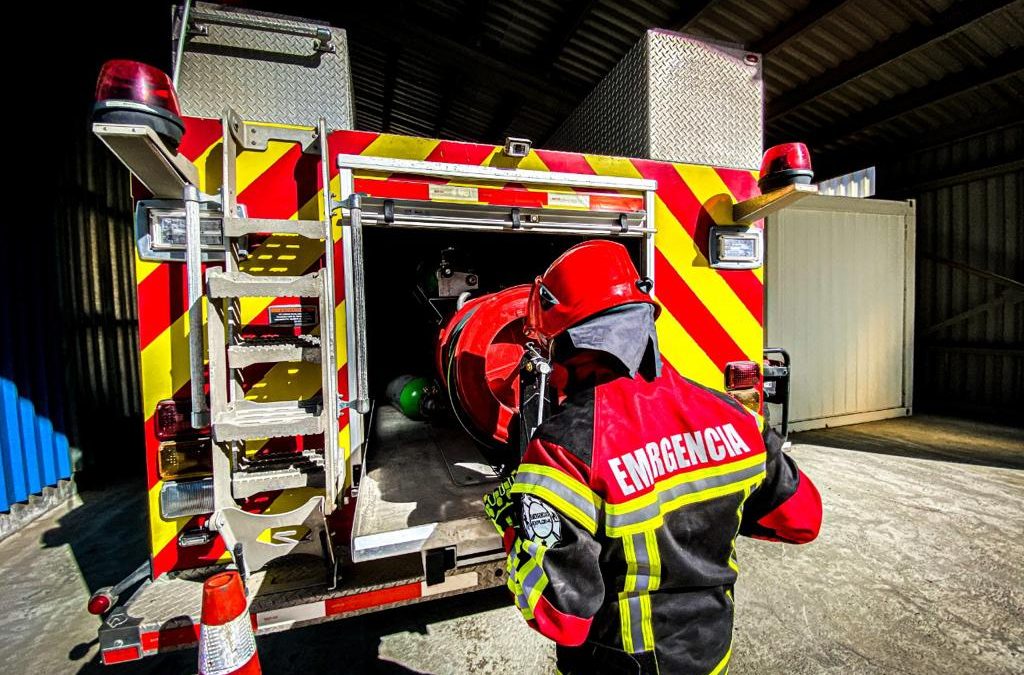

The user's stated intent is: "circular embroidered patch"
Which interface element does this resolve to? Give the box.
[521,494,562,547]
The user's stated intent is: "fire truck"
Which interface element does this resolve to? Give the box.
[89,3,813,664]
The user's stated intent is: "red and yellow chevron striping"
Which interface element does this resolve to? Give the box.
[137,119,762,577]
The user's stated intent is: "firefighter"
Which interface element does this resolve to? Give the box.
[484,240,822,674]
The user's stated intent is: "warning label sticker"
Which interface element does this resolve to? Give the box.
[428,184,479,202]
[547,192,591,208]
[269,305,318,327]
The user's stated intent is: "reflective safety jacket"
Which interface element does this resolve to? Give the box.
[500,367,822,674]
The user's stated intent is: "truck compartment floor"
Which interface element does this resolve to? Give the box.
[350,406,503,563]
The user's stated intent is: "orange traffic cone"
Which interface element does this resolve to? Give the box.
[198,571,261,675]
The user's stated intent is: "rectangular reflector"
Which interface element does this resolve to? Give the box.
[159,478,215,519]
[725,361,761,390]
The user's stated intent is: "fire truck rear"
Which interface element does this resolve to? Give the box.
[89,3,812,664]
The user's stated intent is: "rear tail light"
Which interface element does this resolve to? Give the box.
[87,588,115,615]
[725,361,761,390]
[158,440,213,480]
[159,478,215,519]
[93,60,185,151]
[758,142,814,193]
[155,399,210,441]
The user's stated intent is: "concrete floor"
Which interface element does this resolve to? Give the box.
[0,414,1021,674]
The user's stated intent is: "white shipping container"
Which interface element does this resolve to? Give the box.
[766,195,916,431]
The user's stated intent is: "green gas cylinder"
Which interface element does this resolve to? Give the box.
[386,375,432,419]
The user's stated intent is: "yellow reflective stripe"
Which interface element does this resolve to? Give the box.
[619,591,635,653]
[623,535,639,593]
[607,454,766,516]
[728,486,751,575]
[639,591,655,651]
[511,483,598,535]
[607,472,764,538]
[517,463,604,509]
[709,646,732,675]
[645,529,662,592]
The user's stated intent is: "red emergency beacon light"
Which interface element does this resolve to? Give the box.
[93,60,185,151]
[758,142,814,193]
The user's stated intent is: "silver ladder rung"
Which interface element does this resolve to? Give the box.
[223,217,327,239]
[232,453,326,499]
[207,270,323,299]
[228,335,322,368]
[213,400,324,442]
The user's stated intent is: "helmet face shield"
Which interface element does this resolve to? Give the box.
[525,240,660,345]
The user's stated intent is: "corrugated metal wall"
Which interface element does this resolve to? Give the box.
[0,213,73,510]
[58,131,143,480]
[879,123,1023,424]
[766,196,915,431]
[0,127,140,511]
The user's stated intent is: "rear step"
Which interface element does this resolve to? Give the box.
[207,270,323,299]
[212,400,324,442]
[228,335,322,368]
[232,450,326,499]
[223,217,326,239]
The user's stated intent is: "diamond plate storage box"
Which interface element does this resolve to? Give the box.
[548,30,763,170]
[174,3,354,130]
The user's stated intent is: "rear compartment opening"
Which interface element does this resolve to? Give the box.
[350,226,643,564]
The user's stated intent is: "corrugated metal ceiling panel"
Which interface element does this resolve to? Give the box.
[258,0,1024,175]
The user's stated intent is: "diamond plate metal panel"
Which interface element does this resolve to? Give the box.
[646,31,762,169]
[547,30,763,169]
[175,3,354,129]
[547,36,648,159]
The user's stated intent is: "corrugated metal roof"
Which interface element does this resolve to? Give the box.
[254,0,1024,176]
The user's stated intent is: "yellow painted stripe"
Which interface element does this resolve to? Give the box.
[139,302,202,416]
[192,136,223,195]
[654,308,723,389]
[679,164,763,286]
[606,454,767,515]
[655,197,762,365]
[747,169,765,282]
[234,140,301,196]
[583,155,645,179]
[135,250,162,286]
[147,480,192,558]
[362,135,440,161]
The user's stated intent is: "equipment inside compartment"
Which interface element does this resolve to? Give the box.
[361,227,643,474]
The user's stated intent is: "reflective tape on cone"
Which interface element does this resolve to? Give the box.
[198,572,261,675]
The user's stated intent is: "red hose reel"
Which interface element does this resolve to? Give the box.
[436,285,532,447]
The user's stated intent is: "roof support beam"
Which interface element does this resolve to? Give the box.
[806,46,1024,146]
[667,0,718,31]
[751,0,852,54]
[810,112,1023,181]
[341,15,582,116]
[536,0,601,72]
[380,49,399,133]
[766,0,1016,121]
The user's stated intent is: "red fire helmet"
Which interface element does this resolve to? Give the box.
[526,240,660,344]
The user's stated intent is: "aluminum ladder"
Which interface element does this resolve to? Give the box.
[192,108,341,582]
